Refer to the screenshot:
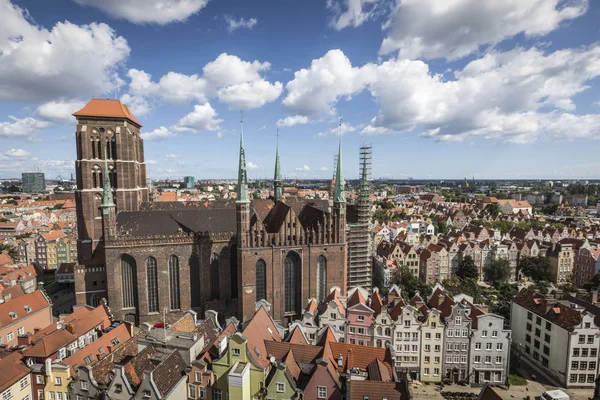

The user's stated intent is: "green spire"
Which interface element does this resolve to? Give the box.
[274,128,282,202]
[236,114,250,204]
[101,157,115,211]
[333,123,346,203]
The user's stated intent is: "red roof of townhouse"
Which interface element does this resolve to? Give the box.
[0,351,31,394]
[0,289,51,331]
[241,306,282,368]
[329,342,394,376]
[73,98,142,127]
[0,253,13,267]
[0,264,37,285]
[41,230,66,241]
[63,323,132,376]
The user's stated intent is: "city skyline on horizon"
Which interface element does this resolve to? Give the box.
[1,0,600,180]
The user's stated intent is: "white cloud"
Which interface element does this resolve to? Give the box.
[283,49,371,116]
[276,115,309,128]
[72,0,210,25]
[164,153,180,159]
[285,45,600,143]
[173,103,223,133]
[319,166,329,171]
[0,0,130,102]
[146,160,158,165]
[0,116,51,138]
[247,162,260,169]
[295,165,311,171]
[141,126,176,141]
[120,94,152,117]
[379,0,588,59]
[217,80,282,109]
[225,15,258,32]
[5,148,30,157]
[318,122,361,137]
[121,53,282,111]
[327,0,380,30]
[36,99,85,123]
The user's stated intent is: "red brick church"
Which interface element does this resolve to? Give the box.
[73,99,348,325]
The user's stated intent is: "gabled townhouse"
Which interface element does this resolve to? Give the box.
[420,308,444,383]
[186,360,216,400]
[575,245,598,287]
[371,288,393,349]
[317,287,346,341]
[392,303,422,379]
[511,289,600,388]
[548,242,575,283]
[345,288,374,346]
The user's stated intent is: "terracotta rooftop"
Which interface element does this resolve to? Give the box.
[241,306,282,368]
[286,326,309,345]
[0,351,31,393]
[73,98,142,127]
[329,342,393,376]
[0,289,51,332]
[347,380,402,400]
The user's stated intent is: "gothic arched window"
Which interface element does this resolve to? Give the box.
[96,136,102,159]
[146,257,159,313]
[284,252,301,314]
[121,254,137,308]
[109,166,117,189]
[210,253,220,300]
[230,245,238,299]
[256,259,266,302]
[90,137,96,159]
[169,255,180,310]
[316,255,327,303]
[105,137,111,159]
[92,165,101,189]
[111,137,117,160]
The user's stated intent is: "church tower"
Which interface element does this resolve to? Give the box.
[273,129,283,203]
[100,158,117,241]
[236,118,250,248]
[73,99,148,261]
[333,136,347,243]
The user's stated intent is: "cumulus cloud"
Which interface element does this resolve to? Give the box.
[121,53,282,111]
[5,148,30,157]
[319,166,329,171]
[120,94,152,117]
[164,153,181,159]
[36,99,85,123]
[72,0,210,25]
[295,165,311,171]
[247,162,260,169]
[173,103,223,133]
[318,122,361,137]
[283,49,371,116]
[146,160,158,165]
[0,116,51,139]
[379,0,588,59]
[284,45,600,143]
[141,126,176,141]
[276,115,309,128]
[0,0,130,103]
[225,15,258,32]
[327,0,380,30]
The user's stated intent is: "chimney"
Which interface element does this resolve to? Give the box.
[591,290,599,304]
[17,333,32,346]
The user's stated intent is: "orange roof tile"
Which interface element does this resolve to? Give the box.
[329,342,393,376]
[286,326,309,345]
[241,306,282,368]
[0,289,51,331]
[73,98,142,127]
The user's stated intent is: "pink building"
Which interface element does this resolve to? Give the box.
[344,288,374,346]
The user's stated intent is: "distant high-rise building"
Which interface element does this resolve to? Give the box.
[22,172,45,193]
[183,176,195,189]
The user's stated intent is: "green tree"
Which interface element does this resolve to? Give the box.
[518,256,552,282]
[6,199,17,205]
[0,243,18,260]
[484,259,511,286]
[542,203,559,215]
[53,203,63,210]
[488,203,501,217]
[391,267,432,299]
[442,277,483,303]
[456,255,479,280]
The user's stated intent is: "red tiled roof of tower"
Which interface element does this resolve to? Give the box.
[241,306,282,367]
[73,98,142,127]
[286,326,309,345]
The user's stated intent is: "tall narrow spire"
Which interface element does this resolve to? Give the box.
[333,119,346,204]
[273,128,282,203]
[101,156,115,211]
[237,112,250,204]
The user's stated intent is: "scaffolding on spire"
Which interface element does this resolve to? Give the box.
[347,143,373,291]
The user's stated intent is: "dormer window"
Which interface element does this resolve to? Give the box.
[9,312,17,320]
[233,348,241,356]
[24,305,31,313]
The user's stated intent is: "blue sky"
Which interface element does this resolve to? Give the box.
[1,0,600,180]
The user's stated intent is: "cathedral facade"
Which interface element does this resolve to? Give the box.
[73,99,348,325]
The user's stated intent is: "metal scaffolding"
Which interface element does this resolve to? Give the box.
[347,144,373,291]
